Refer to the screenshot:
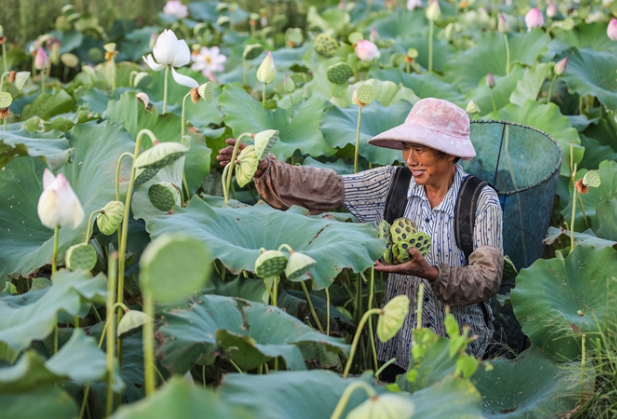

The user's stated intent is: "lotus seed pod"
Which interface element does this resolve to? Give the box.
[394,241,414,264]
[356,84,376,106]
[289,72,308,85]
[502,255,518,280]
[117,309,151,338]
[377,220,395,264]
[255,248,288,278]
[104,43,116,53]
[0,92,13,109]
[66,243,97,271]
[390,218,418,244]
[582,170,601,188]
[377,295,410,342]
[12,72,30,91]
[285,27,304,46]
[284,251,317,281]
[408,231,432,257]
[236,145,260,187]
[243,44,264,60]
[198,81,216,102]
[465,100,481,114]
[216,16,231,28]
[148,182,179,212]
[253,129,279,160]
[96,200,125,235]
[134,141,188,173]
[314,34,339,58]
[60,53,79,68]
[347,394,415,419]
[326,62,353,84]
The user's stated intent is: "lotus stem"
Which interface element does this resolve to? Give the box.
[577,194,590,230]
[84,209,103,244]
[110,57,116,93]
[503,33,510,75]
[229,359,243,374]
[163,65,169,115]
[325,287,331,336]
[570,163,578,252]
[180,92,190,145]
[115,152,134,202]
[330,380,376,419]
[343,308,382,378]
[74,314,79,329]
[41,71,45,94]
[353,106,363,173]
[3,119,6,131]
[262,82,267,107]
[224,132,253,204]
[581,334,586,408]
[2,43,6,75]
[51,225,59,275]
[273,276,279,307]
[221,164,230,203]
[367,267,378,372]
[375,358,396,379]
[129,71,137,87]
[416,283,425,330]
[547,75,556,104]
[300,281,324,333]
[105,252,117,417]
[428,20,434,73]
[0,71,9,91]
[490,90,497,113]
[142,289,156,396]
[182,174,190,202]
[242,59,247,86]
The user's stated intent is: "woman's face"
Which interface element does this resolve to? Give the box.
[402,143,456,187]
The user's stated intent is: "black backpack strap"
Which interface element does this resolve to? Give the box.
[454,175,488,262]
[384,166,412,224]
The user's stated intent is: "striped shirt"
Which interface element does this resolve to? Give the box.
[342,164,503,369]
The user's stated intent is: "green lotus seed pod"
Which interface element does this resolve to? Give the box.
[394,241,412,264]
[285,251,317,281]
[217,16,231,28]
[377,220,394,264]
[253,129,279,160]
[409,231,431,257]
[117,309,151,338]
[503,255,518,280]
[255,248,288,278]
[13,72,30,91]
[377,295,410,342]
[66,243,97,271]
[235,145,260,188]
[356,84,376,106]
[314,34,339,58]
[198,81,216,102]
[347,394,415,419]
[272,15,288,29]
[390,218,417,244]
[243,44,264,60]
[326,62,353,84]
[285,27,304,46]
[60,53,79,68]
[134,142,188,186]
[215,3,229,12]
[289,72,309,85]
[407,48,419,59]
[97,200,125,235]
[148,182,179,212]
[0,92,13,109]
[582,170,601,188]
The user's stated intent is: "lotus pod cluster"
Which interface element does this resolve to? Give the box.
[314,34,339,58]
[379,217,432,264]
[66,243,97,271]
[148,182,180,212]
[327,62,353,84]
[254,245,316,281]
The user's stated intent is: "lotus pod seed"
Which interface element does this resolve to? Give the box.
[97,200,125,235]
[148,182,179,212]
[0,92,13,109]
[286,28,304,46]
[582,170,601,188]
[198,82,216,102]
[410,231,431,257]
[390,218,417,244]
[377,295,410,342]
[285,251,317,281]
[314,34,339,58]
[255,249,288,278]
[236,145,260,187]
[117,310,151,338]
[66,243,97,271]
[326,62,353,84]
[253,129,279,160]
[243,44,264,60]
[356,85,376,106]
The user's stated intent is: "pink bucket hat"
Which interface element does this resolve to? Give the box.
[367,98,476,160]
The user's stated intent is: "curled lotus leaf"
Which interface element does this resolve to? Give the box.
[65,243,97,271]
[253,129,279,160]
[235,145,260,188]
[97,200,125,235]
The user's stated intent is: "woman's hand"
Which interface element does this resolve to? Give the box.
[374,248,439,281]
[216,138,269,178]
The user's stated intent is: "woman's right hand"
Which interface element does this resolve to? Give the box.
[216,138,269,178]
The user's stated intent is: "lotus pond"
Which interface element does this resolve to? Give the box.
[1,0,617,418]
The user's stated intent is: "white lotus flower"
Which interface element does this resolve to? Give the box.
[142,29,190,72]
[190,46,227,79]
[163,0,188,19]
[37,169,84,229]
[171,68,199,88]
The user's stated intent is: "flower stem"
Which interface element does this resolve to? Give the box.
[547,75,556,104]
[163,66,169,115]
[325,287,331,336]
[224,132,253,203]
[503,33,510,75]
[428,20,434,73]
[41,71,45,95]
[0,71,9,92]
[581,334,586,408]
[343,308,382,378]
[415,283,425,329]
[570,163,578,253]
[490,90,497,113]
[353,106,363,174]
[375,358,396,379]
[300,281,324,333]
[262,82,267,107]
[105,252,117,417]
[242,59,247,86]
[142,289,156,396]
[330,381,377,419]
[115,152,134,202]
[85,210,103,244]
[180,92,190,145]
[52,225,59,275]
[111,57,116,93]
[2,43,7,75]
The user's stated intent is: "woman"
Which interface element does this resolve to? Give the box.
[217,98,504,382]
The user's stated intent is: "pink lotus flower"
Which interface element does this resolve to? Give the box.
[163,1,188,19]
[37,169,84,229]
[608,19,617,41]
[190,46,227,79]
[554,57,568,75]
[546,3,557,18]
[525,8,544,30]
[406,0,423,10]
[34,48,49,70]
[355,39,380,61]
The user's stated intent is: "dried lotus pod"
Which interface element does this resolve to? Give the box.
[66,243,97,271]
[134,142,188,186]
[236,145,260,187]
[314,34,338,58]
[253,129,279,160]
[148,182,179,212]
[255,248,288,278]
[96,200,125,235]
[347,393,415,419]
[326,62,353,84]
[285,251,317,281]
[502,255,518,280]
[408,231,431,257]
[117,309,151,338]
[377,295,410,342]
[390,217,417,244]
[356,84,376,107]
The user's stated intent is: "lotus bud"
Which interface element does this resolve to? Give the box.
[235,145,260,187]
[118,309,152,338]
[407,0,423,11]
[66,243,97,271]
[0,92,12,120]
[253,129,279,160]
[148,182,180,211]
[149,33,157,50]
[525,8,544,30]
[425,0,441,21]
[136,92,150,109]
[96,201,125,235]
[554,57,568,76]
[546,3,557,18]
[486,72,495,89]
[198,81,216,102]
[256,51,276,84]
[355,84,376,107]
[243,44,264,60]
[34,48,49,70]
[355,39,380,61]
[608,19,617,41]
[347,394,415,419]
[283,74,295,93]
[255,248,288,278]
[465,100,481,114]
[369,27,379,43]
[582,170,601,188]
[37,169,85,229]
[377,295,410,342]
[498,13,509,33]
[284,251,317,281]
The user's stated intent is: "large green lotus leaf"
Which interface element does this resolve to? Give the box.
[21,108,100,133]
[219,83,335,160]
[471,346,595,418]
[0,129,69,170]
[579,134,617,171]
[485,101,582,178]
[0,121,134,278]
[596,198,617,241]
[543,226,617,250]
[398,31,456,73]
[562,161,617,230]
[21,89,76,121]
[553,22,617,55]
[110,377,254,419]
[370,68,466,107]
[559,48,617,111]
[320,100,411,166]
[102,91,211,194]
[369,9,425,39]
[468,65,525,116]
[74,87,122,115]
[0,270,106,351]
[146,198,384,289]
[511,246,617,361]
[509,63,552,107]
[409,375,484,419]
[445,30,550,91]
[119,26,161,62]
[0,329,116,393]
[329,78,418,109]
[0,386,78,419]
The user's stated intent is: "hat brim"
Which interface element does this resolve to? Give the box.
[368,122,476,160]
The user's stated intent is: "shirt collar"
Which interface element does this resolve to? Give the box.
[406,164,467,216]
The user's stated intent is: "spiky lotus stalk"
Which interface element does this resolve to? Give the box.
[353,85,376,173]
[327,62,353,84]
[314,33,339,58]
[66,243,97,271]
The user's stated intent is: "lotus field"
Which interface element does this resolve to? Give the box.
[1,0,617,417]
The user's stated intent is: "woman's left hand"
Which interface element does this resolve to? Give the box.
[374,248,439,281]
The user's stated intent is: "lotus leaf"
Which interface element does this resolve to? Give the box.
[21,89,76,121]
[553,22,617,56]
[0,129,69,170]
[543,226,617,250]
[596,198,617,241]
[398,31,456,73]
[369,10,425,39]
[408,375,484,419]
[509,63,552,107]
[146,198,385,289]
[511,246,617,361]
[471,346,595,418]
[21,108,100,133]
[0,386,78,419]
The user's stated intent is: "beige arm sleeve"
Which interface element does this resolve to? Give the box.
[254,154,345,214]
[430,245,503,307]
